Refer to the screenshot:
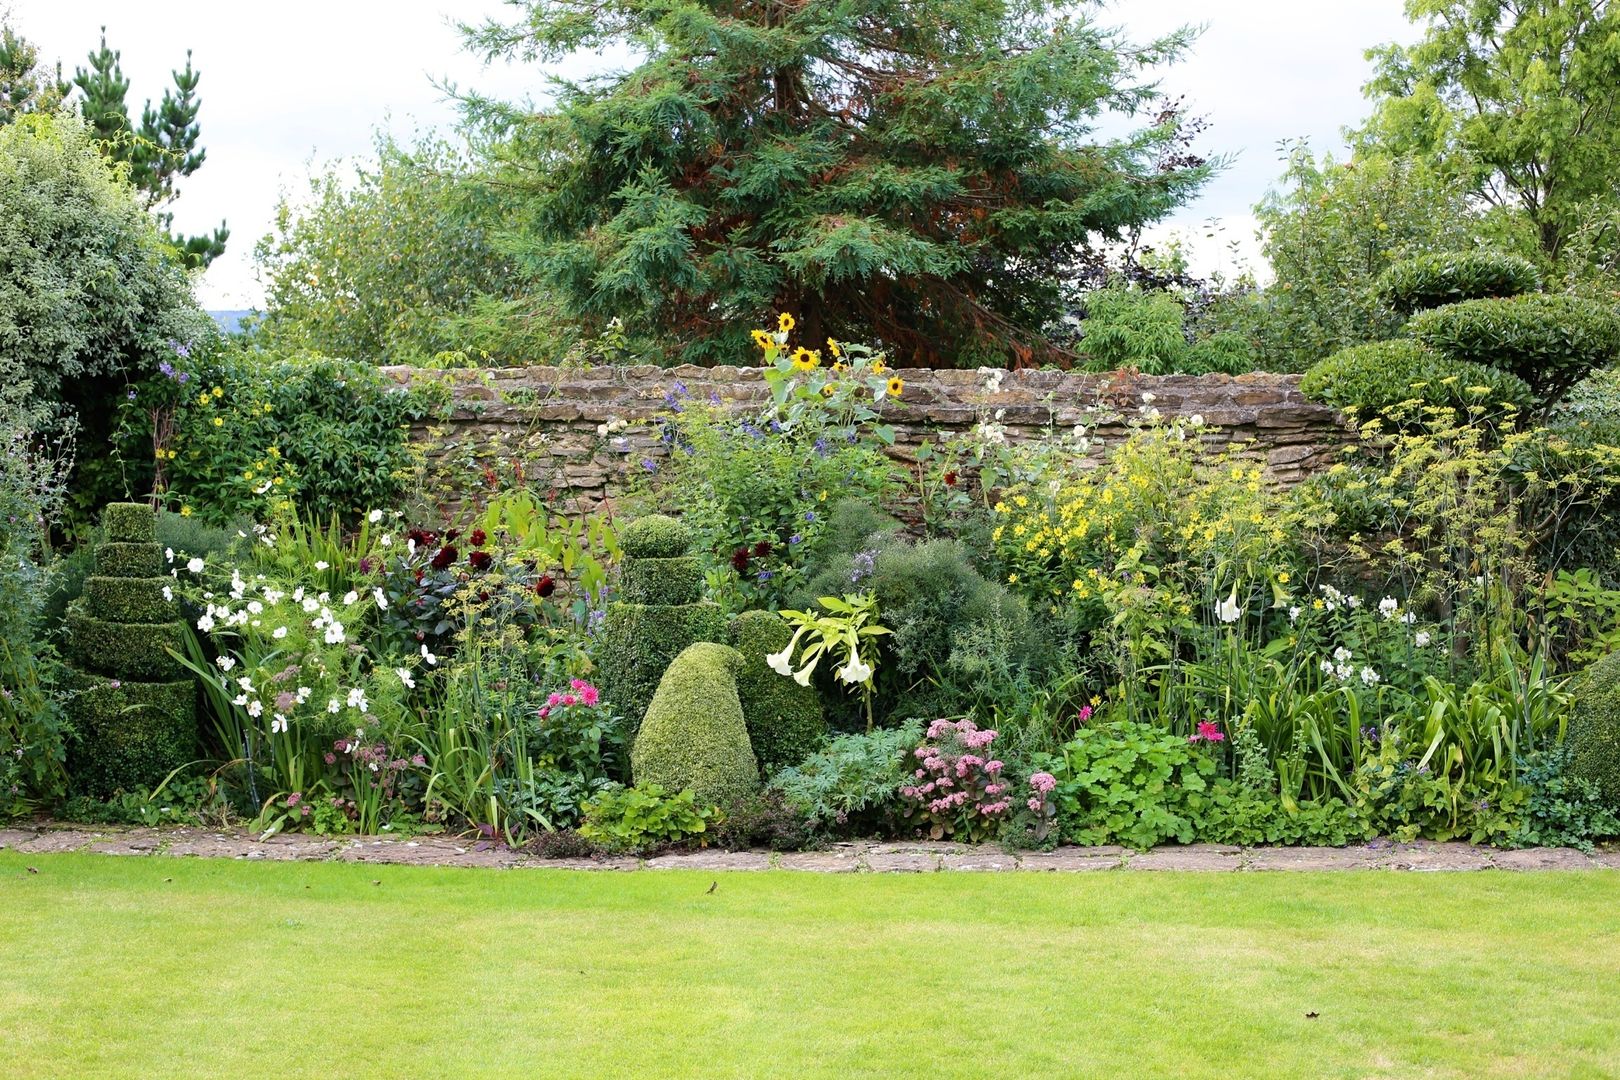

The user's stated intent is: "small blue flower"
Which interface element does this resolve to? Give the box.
[789,533,803,545]
[127,389,138,401]
[640,458,659,473]
[176,372,190,384]
[804,510,817,523]
[756,570,774,582]
[813,437,828,457]
[673,380,689,398]
[158,360,175,377]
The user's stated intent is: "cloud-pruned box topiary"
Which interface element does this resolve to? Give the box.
[1569,650,1620,810]
[1376,250,1540,314]
[598,515,726,730]
[1299,339,1536,420]
[632,642,760,808]
[1406,293,1620,406]
[730,610,825,774]
[63,502,197,796]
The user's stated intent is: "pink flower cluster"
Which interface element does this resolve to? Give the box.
[1188,720,1225,744]
[539,679,600,719]
[1026,770,1057,813]
[901,719,1012,839]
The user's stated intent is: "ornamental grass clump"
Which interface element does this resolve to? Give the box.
[63,502,198,796]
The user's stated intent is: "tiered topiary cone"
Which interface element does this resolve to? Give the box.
[64,503,197,796]
[598,515,725,732]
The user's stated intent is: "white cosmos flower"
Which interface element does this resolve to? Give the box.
[162,586,173,603]
[270,714,288,734]
[296,686,312,703]
[395,667,416,690]
[272,626,287,639]
[302,598,320,614]
[327,698,341,714]
[324,622,346,645]
[215,655,236,672]
[380,534,392,547]
[247,600,263,615]
[342,590,358,606]
[346,687,368,713]
[187,557,205,574]
[315,561,329,571]
[421,644,437,667]
[373,588,388,610]
[232,694,248,707]
[246,700,263,718]
[368,509,383,524]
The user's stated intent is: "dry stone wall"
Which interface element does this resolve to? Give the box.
[385,364,1351,515]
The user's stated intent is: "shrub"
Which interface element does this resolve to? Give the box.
[1047,719,1218,849]
[618,514,693,560]
[1406,293,1620,405]
[631,642,760,807]
[62,503,196,796]
[578,783,719,854]
[1568,650,1620,809]
[730,610,825,774]
[1300,339,1535,418]
[1511,746,1620,851]
[619,557,701,605]
[769,720,922,834]
[710,789,816,851]
[1183,332,1256,375]
[1377,251,1540,314]
[1077,287,1189,373]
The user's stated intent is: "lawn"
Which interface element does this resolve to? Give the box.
[1,854,1617,1079]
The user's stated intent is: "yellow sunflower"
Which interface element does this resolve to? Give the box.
[871,358,887,376]
[827,338,842,359]
[791,347,821,371]
[750,329,772,350]
[886,375,904,398]
[778,312,795,332]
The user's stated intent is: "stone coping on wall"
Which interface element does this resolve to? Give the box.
[385,364,1352,512]
[4,824,1615,872]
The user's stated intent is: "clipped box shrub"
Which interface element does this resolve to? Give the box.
[102,501,159,543]
[632,642,760,807]
[619,556,702,605]
[619,514,693,559]
[1569,650,1620,809]
[1406,293,1620,405]
[1300,339,1535,419]
[63,671,197,798]
[599,601,726,730]
[95,541,163,579]
[81,576,174,625]
[1377,251,1540,314]
[62,502,196,796]
[731,610,825,774]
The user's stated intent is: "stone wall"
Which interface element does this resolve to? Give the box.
[385,364,1350,514]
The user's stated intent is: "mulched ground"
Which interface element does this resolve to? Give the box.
[3,822,1617,872]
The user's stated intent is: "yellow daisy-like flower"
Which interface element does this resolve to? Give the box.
[821,382,837,397]
[886,376,904,398]
[1008,573,1018,584]
[751,329,772,350]
[871,358,887,376]
[827,338,842,358]
[778,312,795,333]
[791,347,821,371]
[179,505,193,517]
[213,417,224,428]
[211,386,223,399]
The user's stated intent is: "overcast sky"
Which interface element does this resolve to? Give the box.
[12,0,1415,310]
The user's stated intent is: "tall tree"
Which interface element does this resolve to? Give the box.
[73,27,228,268]
[462,0,1214,366]
[1358,0,1620,275]
[0,20,68,123]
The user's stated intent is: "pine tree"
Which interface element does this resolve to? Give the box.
[73,27,228,268]
[463,0,1214,366]
[0,21,68,123]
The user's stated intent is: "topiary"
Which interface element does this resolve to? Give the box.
[1568,650,1620,810]
[730,610,825,773]
[1377,251,1540,314]
[631,642,760,807]
[1406,293,1620,406]
[62,502,197,796]
[1300,339,1536,419]
[598,515,726,730]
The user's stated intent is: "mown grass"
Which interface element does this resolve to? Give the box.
[1,852,1617,1078]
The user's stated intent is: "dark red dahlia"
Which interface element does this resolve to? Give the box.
[535,574,556,598]
[468,550,493,571]
[469,528,487,548]
[944,471,959,487]
[405,528,437,547]
[430,545,458,570]
[752,540,772,558]
[730,547,751,572]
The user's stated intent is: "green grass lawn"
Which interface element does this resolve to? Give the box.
[2,853,1617,1079]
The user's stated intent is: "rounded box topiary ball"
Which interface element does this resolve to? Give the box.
[619,514,694,560]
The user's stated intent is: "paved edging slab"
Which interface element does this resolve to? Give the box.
[1,825,1614,872]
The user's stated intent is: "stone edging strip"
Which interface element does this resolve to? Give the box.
[3,825,1618,872]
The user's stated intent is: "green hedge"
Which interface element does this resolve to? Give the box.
[63,671,197,797]
[1377,251,1540,314]
[65,611,184,681]
[632,642,760,808]
[731,610,826,774]
[81,576,175,624]
[619,556,702,606]
[599,600,727,730]
[1406,294,1620,404]
[619,514,693,559]
[101,502,157,544]
[1569,651,1620,809]
[1300,339,1535,419]
[95,542,162,579]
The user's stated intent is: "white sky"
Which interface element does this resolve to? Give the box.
[12,0,1414,310]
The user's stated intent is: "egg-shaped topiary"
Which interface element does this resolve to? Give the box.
[632,642,760,807]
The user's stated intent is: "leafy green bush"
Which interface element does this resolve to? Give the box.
[1406,294,1620,405]
[577,783,718,854]
[631,642,760,807]
[709,790,816,851]
[1183,332,1257,375]
[1377,251,1540,314]
[730,610,826,774]
[1078,287,1190,373]
[768,720,921,834]
[1046,719,1218,849]
[61,672,197,799]
[1511,746,1620,851]
[1300,339,1535,417]
[1568,650,1620,808]
[619,557,702,605]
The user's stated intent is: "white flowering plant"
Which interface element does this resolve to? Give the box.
[771,593,891,731]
